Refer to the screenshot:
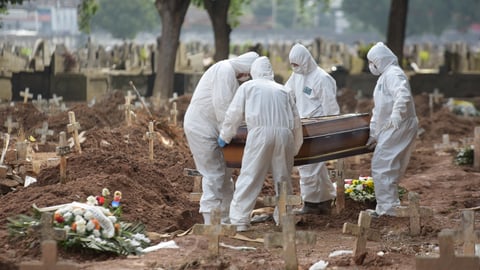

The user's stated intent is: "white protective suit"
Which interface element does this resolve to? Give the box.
[183,52,259,224]
[285,43,339,204]
[367,42,418,216]
[220,56,303,227]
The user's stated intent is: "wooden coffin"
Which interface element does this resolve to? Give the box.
[222,113,373,168]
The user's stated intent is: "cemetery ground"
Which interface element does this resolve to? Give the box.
[0,89,480,270]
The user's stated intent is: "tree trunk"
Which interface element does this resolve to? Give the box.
[153,0,191,99]
[204,0,231,62]
[386,0,408,67]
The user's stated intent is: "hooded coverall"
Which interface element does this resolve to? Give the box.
[219,56,303,227]
[367,42,418,216]
[183,52,259,224]
[285,43,339,205]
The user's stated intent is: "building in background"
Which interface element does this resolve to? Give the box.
[0,0,81,36]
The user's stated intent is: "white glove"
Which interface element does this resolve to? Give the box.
[366,136,377,150]
[385,112,401,130]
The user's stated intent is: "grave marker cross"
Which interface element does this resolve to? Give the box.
[191,208,236,256]
[342,211,381,263]
[67,111,82,154]
[35,121,54,144]
[416,229,480,270]
[263,181,302,225]
[20,88,33,103]
[452,210,480,256]
[4,115,19,134]
[394,192,433,236]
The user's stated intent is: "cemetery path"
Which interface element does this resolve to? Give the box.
[1,90,480,269]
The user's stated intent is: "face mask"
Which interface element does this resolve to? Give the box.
[292,65,306,74]
[237,74,250,83]
[369,63,381,76]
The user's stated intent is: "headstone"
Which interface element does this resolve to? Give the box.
[184,168,202,201]
[452,210,480,256]
[20,87,33,103]
[416,229,480,270]
[342,211,381,264]
[263,181,302,225]
[56,132,70,184]
[67,111,82,154]
[35,121,54,144]
[395,192,434,236]
[191,208,236,256]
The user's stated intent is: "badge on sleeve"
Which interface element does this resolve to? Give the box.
[303,86,312,95]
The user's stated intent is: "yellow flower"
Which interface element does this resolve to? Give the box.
[352,179,360,185]
[365,179,374,188]
[346,188,353,194]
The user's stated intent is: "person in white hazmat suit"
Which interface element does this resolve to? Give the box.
[218,56,303,231]
[285,43,340,215]
[365,42,418,216]
[183,51,259,225]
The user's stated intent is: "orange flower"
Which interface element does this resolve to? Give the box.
[91,219,101,230]
[71,222,77,231]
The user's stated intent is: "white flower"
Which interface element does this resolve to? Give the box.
[102,188,110,197]
[133,233,150,243]
[63,225,71,233]
[76,222,86,235]
[93,229,101,237]
[73,208,84,216]
[86,220,95,231]
[84,211,94,220]
[75,215,86,224]
[63,212,73,221]
[107,216,117,223]
[355,184,364,191]
[86,196,97,206]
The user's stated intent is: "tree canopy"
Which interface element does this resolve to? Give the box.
[79,0,160,39]
[342,0,480,37]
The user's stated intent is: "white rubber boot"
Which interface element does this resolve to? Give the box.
[202,213,211,225]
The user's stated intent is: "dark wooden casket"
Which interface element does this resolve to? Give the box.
[222,113,373,168]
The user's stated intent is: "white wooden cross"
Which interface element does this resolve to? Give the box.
[20,87,33,104]
[124,90,136,126]
[168,92,178,103]
[32,94,48,112]
[67,111,82,154]
[4,115,19,134]
[191,208,236,256]
[429,88,444,117]
[263,181,302,226]
[56,131,70,184]
[169,102,178,126]
[394,191,433,236]
[343,211,381,264]
[35,121,54,144]
[49,94,63,107]
[452,210,480,256]
[416,229,480,270]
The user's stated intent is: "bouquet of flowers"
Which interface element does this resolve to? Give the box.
[344,176,376,202]
[8,188,150,255]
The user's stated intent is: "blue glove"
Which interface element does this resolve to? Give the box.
[217,137,227,148]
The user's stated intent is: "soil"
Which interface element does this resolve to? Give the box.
[1,89,480,270]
